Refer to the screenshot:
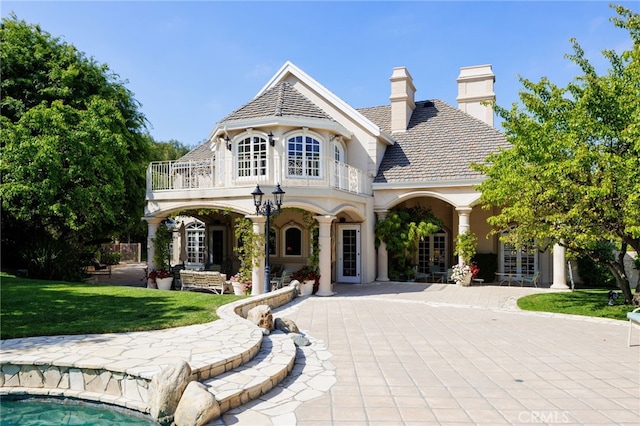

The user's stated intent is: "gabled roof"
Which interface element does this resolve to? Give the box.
[176,141,212,162]
[219,81,334,123]
[363,100,509,184]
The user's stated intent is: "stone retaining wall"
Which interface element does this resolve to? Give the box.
[0,283,300,415]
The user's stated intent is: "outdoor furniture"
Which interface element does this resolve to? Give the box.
[413,266,429,282]
[627,308,640,347]
[180,270,230,294]
[429,265,446,283]
[495,272,522,286]
[87,258,111,278]
[521,271,540,287]
[270,268,295,291]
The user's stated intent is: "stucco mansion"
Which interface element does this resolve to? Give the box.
[143,61,570,295]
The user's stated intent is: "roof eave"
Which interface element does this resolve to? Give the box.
[209,116,353,140]
[372,177,486,190]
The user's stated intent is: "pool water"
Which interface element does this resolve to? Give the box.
[0,397,157,425]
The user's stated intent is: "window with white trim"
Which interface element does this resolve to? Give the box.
[287,135,321,178]
[501,234,537,276]
[237,136,267,178]
[186,220,206,265]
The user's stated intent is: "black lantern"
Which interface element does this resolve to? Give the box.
[252,184,286,293]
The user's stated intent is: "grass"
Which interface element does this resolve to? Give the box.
[0,273,245,339]
[517,288,635,321]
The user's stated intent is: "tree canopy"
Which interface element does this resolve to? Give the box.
[0,15,151,276]
[474,5,640,303]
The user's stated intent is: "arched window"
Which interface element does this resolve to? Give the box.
[283,225,302,256]
[287,135,321,178]
[237,136,267,179]
[186,220,206,265]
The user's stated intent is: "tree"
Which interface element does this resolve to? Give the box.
[375,206,442,280]
[0,16,150,277]
[474,5,640,304]
[150,138,192,161]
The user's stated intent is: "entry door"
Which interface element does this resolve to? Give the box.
[337,225,360,283]
[208,227,226,265]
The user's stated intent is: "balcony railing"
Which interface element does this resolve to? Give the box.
[147,156,371,196]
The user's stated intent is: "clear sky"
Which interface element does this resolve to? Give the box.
[2,1,636,147]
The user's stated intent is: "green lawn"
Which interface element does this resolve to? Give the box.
[0,274,245,339]
[517,289,635,321]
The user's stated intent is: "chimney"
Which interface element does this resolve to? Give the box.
[389,67,416,132]
[456,64,495,126]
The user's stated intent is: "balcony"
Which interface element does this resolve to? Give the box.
[147,156,372,196]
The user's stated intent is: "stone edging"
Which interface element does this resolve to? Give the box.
[0,284,300,417]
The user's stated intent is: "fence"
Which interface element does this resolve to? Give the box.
[107,243,142,263]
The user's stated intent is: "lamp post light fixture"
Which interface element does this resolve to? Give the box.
[252,183,285,293]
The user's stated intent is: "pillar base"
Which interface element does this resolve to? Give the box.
[315,290,335,297]
[376,277,390,282]
[550,282,570,289]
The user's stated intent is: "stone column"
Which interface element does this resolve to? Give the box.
[145,217,163,288]
[551,243,569,289]
[249,215,266,296]
[376,211,390,282]
[315,215,336,296]
[455,207,472,264]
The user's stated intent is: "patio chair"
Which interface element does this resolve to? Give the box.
[521,271,540,287]
[271,268,296,291]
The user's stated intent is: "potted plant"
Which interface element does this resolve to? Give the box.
[292,266,320,296]
[453,230,477,264]
[230,271,251,295]
[151,221,174,290]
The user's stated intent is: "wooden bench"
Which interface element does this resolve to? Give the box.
[179,270,231,294]
[627,308,640,347]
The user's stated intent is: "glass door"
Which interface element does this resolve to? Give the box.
[337,224,360,283]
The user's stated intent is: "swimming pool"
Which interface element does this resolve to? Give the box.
[0,397,156,425]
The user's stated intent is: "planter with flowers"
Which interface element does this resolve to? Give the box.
[452,230,478,286]
[451,263,480,286]
[149,269,173,290]
[230,272,252,295]
[292,266,320,296]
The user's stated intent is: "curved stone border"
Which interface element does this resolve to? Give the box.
[0,284,300,416]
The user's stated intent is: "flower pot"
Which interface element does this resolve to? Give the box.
[458,273,472,287]
[232,282,245,295]
[156,276,173,290]
[300,279,315,296]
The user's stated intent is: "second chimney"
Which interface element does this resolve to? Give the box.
[389,67,416,133]
[456,64,495,126]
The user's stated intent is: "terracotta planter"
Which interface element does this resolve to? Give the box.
[156,277,173,290]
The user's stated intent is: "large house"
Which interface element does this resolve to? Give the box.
[143,61,569,294]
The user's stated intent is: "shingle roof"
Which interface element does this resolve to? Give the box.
[219,81,335,123]
[176,140,213,162]
[360,100,509,183]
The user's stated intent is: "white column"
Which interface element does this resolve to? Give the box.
[455,207,472,264]
[551,243,569,289]
[249,215,266,296]
[376,211,390,281]
[315,215,336,296]
[145,217,163,288]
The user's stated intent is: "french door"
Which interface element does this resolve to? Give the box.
[337,224,360,283]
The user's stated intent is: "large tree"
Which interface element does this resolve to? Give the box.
[0,16,151,277]
[475,5,640,304]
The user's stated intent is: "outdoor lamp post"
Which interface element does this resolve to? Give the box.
[252,183,285,293]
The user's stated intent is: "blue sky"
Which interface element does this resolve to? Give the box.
[2,1,636,147]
